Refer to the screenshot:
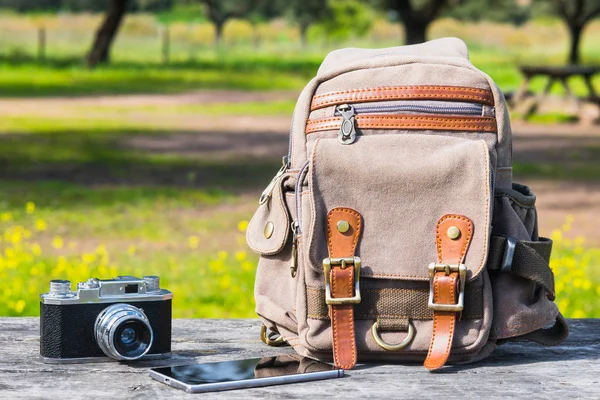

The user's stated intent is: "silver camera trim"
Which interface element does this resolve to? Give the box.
[40,276,173,305]
[94,304,154,361]
[41,352,171,364]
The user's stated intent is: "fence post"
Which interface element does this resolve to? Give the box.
[37,27,46,62]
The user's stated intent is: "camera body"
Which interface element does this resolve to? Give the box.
[40,276,172,363]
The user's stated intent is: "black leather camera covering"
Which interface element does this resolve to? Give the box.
[40,299,172,359]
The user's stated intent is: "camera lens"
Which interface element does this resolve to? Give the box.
[94,304,153,361]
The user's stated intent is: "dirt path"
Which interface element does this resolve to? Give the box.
[0,91,598,244]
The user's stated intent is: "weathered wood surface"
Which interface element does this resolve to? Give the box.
[0,318,598,399]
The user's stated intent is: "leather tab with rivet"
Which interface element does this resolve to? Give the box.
[424,214,473,371]
[325,207,362,369]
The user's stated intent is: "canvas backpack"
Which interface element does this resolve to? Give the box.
[246,38,568,371]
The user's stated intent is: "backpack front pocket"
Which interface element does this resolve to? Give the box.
[298,133,495,361]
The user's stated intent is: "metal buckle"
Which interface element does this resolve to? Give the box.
[500,236,518,273]
[427,263,467,312]
[323,257,361,305]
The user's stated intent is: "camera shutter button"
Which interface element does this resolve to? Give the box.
[144,276,160,292]
[49,280,71,296]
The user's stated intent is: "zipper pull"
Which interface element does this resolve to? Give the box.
[259,156,288,205]
[337,104,356,145]
[290,221,299,277]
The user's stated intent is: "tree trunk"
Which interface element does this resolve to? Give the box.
[214,20,225,48]
[403,19,427,45]
[86,0,128,68]
[299,22,309,48]
[568,24,582,65]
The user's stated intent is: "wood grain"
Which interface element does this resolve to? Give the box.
[0,318,598,399]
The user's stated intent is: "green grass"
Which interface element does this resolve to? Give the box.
[0,58,317,96]
[513,161,600,181]
[0,52,598,105]
[0,100,296,134]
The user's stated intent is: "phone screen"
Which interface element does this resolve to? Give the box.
[151,355,337,386]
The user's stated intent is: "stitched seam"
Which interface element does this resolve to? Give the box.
[307,138,321,268]
[312,86,492,99]
[479,140,491,274]
[426,274,441,366]
[428,276,457,369]
[327,207,360,368]
[308,116,496,124]
[246,171,293,255]
[331,269,340,366]
[306,116,497,134]
[310,86,495,109]
[307,123,496,133]
[347,271,356,368]
[313,94,493,109]
[435,215,473,263]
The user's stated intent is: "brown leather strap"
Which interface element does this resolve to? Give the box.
[305,115,497,134]
[310,85,495,110]
[326,208,362,369]
[424,214,473,371]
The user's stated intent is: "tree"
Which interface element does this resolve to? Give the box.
[446,0,530,26]
[545,0,600,64]
[246,2,284,48]
[376,0,469,45]
[86,0,129,68]
[314,0,374,43]
[381,0,462,45]
[198,0,258,47]
[286,0,331,47]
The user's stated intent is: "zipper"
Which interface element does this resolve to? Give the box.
[290,160,310,277]
[259,156,288,205]
[325,101,495,141]
[346,102,491,117]
[286,110,295,167]
[337,104,357,144]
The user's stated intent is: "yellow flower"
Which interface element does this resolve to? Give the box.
[25,202,35,214]
[1,212,12,222]
[235,251,246,262]
[82,253,96,264]
[14,299,25,314]
[96,245,108,255]
[237,220,249,232]
[188,236,200,249]
[127,245,137,255]
[31,243,42,256]
[218,251,228,260]
[219,274,232,289]
[52,236,64,249]
[241,261,254,272]
[35,219,47,231]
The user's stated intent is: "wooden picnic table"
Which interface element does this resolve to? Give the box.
[511,65,600,121]
[0,318,598,399]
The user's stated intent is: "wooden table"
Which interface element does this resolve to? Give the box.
[1,318,598,399]
[511,65,600,121]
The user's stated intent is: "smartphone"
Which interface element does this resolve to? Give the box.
[149,355,344,393]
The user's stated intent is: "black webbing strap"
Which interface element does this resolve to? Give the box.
[488,235,555,300]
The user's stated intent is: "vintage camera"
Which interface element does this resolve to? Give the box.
[40,276,172,363]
